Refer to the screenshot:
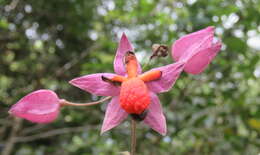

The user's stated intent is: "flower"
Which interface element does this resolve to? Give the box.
[172,26,222,74]
[70,33,184,135]
[9,89,61,123]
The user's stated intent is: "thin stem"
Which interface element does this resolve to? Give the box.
[131,119,137,155]
[60,96,112,107]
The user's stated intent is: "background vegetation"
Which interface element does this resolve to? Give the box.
[0,0,260,154]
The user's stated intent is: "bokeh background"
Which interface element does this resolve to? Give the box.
[1,0,260,154]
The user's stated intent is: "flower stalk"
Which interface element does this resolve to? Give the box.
[60,96,112,107]
[131,119,137,155]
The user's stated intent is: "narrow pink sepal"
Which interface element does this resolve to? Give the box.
[9,89,60,123]
[172,26,215,62]
[113,33,142,75]
[101,96,128,134]
[146,61,185,93]
[144,92,167,135]
[69,73,120,96]
[184,41,222,74]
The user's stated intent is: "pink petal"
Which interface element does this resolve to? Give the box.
[101,96,128,134]
[9,90,60,123]
[113,33,142,75]
[184,41,222,74]
[144,92,166,135]
[69,73,120,96]
[172,26,215,62]
[146,61,185,93]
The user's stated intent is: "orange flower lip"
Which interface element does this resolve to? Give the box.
[119,77,150,114]
[102,51,162,115]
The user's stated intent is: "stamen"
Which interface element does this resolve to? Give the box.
[125,51,138,78]
[101,76,122,86]
[111,75,127,82]
[139,70,162,82]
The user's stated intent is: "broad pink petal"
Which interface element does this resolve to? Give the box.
[9,90,60,123]
[101,96,128,134]
[144,92,166,135]
[184,41,222,74]
[113,33,142,75]
[69,73,120,96]
[146,61,185,93]
[172,26,215,62]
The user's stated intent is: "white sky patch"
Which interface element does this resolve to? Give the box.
[169,24,177,32]
[41,33,49,41]
[163,136,171,143]
[215,72,223,79]
[212,16,219,22]
[247,30,257,37]
[253,67,260,78]
[113,28,139,42]
[135,50,147,64]
[24,4,32,13]
[187,0,197,5]
[221,43,226,50]
[88,30,98,41]
[25,22,40,40]
[104,0,115,11]
[25,28,37,39]
[8,23,16,31]
[170,12,178,20]
[235,0,243,8]
[56,39,64,49]
[247,35,260,50]
[222,13,239,29]
[215,27,224,35]
[233,29,244,38]
[163,7,171,14]
[97,6,107,16]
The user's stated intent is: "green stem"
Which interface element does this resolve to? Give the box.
[131,119,137,155]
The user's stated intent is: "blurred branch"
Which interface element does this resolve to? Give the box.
[14,125,98,143]
[2,117,22,155]
[5,0,20,12]
[55,44,99,76]
[20,124,47,135]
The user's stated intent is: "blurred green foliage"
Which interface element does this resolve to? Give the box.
[0,0,260,154]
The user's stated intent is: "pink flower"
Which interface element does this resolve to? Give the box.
[172,26,222,74]
[9,90,60,123]
[70,33,184,135]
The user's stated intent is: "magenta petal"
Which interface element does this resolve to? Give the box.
[144,92,166,135]
[101,96,128,134]
[69,73,120,96]
[172,26,215,62]
[9,90,60,123]
[146,61,185,93]
[113,33,142,75]
[184,41,222,74]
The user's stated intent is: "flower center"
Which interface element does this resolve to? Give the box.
[102,51,162,116]
[120,77,150,114]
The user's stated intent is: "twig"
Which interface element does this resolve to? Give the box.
[2,117,22,155]
[5,0,20,12]
[14,125,98,143]
[131,119,137,155]
[55,44,99,76]
[60,96,112,107]
[20,124,46,135]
